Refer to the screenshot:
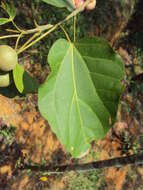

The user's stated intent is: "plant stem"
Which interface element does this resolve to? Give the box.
[24,24,53,34]
[0,34,19,40]
[12,20,23,33]
[73,16,77,43]
[23,0,90,35]
[17,24,58,54]
[6,29,20,33]
[59,25,71,43]
[18,32,41,53]
[17,0,91,54]
[15,32,23,50]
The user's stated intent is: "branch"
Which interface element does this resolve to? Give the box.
[17,0,91,54]
[24,0,91,35]
[0,34,19,40]
[19,153,143,174]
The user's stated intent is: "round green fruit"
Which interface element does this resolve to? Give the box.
[0,73,10,87]
[0,45,18,71]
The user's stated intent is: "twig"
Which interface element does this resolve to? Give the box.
[19,153,143,174]
[15,32,23,50]
[0,34,19,40]
[17,0,91,54]
[73,16,77,43]
[59,25,71,42]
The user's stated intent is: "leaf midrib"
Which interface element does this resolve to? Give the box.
[71,45,88,145]
[71,45,109,143]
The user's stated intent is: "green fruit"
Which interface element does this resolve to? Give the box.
[0,73,10,87]
[0,45,18,71]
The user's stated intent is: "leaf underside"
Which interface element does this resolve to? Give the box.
[42,0,75,11]
[13,64,39,94]
[38,38,125,157]
[0,18,10,25]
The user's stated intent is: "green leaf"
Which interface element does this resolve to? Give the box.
[0,18,10,25]
[76,37,125,123]
[42,0,75,11]
[13,64,39,94]
[38,38,125,158]
[1,2,16,20]
[13,64,24,93]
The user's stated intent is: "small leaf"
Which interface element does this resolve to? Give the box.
[0,18,10,25]
[1,2,16,20]
[13,64,24,93]
[42,0,75,11]
[13,64,39,94]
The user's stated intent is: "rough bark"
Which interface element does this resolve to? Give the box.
[87,0,136,44]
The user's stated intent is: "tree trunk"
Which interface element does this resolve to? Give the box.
[87,0,136,44]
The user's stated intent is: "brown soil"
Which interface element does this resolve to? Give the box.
[0,91,139,190]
